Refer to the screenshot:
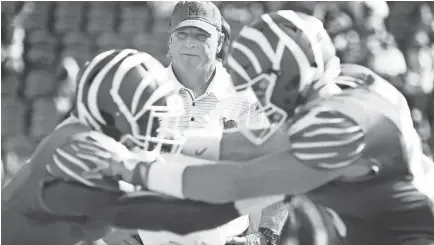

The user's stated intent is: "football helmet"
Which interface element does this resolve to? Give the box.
[281,196,347,245]
[227,11,337,145]
[73,49,185,155]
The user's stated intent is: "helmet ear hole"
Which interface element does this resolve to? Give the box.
[284,98,293,105]
[136,110,161,139]
[101,110,115,125]
[100,110,122,140]
[286,75,300,91]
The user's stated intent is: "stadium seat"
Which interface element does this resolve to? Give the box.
[22,14,50,31]
[62,31,93,49]
[25,29,57,68]
[1,97,26,138]
[24,69,57,99]
[119,18,151,35]
[55,2,85,15]
[87,17,117,34]
[25,29,57,46]
[1,75,21,96]
[121,4,152,19]
[96,32,132,51]
[54,16,83,34]
[30,98,61,141]
[1,135,36,175]
[25,46,58,68]
[22,2,53,31]
[60,48,93,67]
[132,33,159,46]
[86,2,118,34]
[1,1,21,14]
[151,18,171,34]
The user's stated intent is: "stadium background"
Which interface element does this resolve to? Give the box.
[1,1,434,180]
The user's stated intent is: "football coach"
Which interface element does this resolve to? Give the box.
[140,1,251,245]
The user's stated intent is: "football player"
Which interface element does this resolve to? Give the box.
[102,11,434,245]
[1,49,238,245]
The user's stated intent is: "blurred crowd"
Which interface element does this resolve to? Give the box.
[1,1,434,180]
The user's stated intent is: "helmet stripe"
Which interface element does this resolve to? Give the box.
[110,52,157,134]
[261,14,312,92]
[131,73,156,114]
[232,41,263,74]
[141,81,175,116]
[227,55,252,86]
[88,49,137,125]
[277,11,324,75]
[238,26,279,67]
[77,50,117,130]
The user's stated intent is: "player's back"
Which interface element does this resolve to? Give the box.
[1,123,112,245]
[302,65,434,245]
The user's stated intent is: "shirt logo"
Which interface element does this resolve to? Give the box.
[195,147,207,156]
[221,117,238,129]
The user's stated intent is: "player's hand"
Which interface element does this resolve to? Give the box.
[73,131,162,182]
[225,232,268,245]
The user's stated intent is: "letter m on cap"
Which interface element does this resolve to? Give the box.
[187,3,208,18]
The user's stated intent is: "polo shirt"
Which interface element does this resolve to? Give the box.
[166,62,251,130]
[165,62,268,161]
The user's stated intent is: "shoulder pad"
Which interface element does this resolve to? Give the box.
[288,105,366,169]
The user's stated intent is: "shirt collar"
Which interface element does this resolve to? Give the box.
[167,62,235,100]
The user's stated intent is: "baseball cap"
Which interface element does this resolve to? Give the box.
[170,1,222,35]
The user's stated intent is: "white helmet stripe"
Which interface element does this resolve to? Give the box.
[239,26,279,66]
[227,55,252,88]
[138,81,176,120]
[232,41,263,74]
[88,49,137,124]
[129,52,160,114]
[111,52,154,94]
[77,50,116,129]
[261,14,312,92]
[277,10,324,74]
[110,52,157,135]
[131,74,155,114]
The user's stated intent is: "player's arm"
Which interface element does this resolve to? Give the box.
[220,129,291,161]
[41,131,242,233]
[145,108,368,208]
[40,131,131,217]
[88,190,242,234]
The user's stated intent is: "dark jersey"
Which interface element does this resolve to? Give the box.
[1,123,240,245]
[298,64,434,245]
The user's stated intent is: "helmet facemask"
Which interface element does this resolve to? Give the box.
[235,73,288,145]
[112,78,186,162]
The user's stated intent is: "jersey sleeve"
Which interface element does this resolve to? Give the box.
[44,131,242,231]
[288,105,366,169]
[46,131,133,193]
[89,191,242,234]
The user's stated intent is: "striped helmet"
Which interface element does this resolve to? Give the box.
[73,49,185,154]
[228,10,328,145]
[281,196,346,245]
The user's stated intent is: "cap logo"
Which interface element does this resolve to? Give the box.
[187,4,209,18]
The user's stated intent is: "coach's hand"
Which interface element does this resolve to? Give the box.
[225,232,268,245]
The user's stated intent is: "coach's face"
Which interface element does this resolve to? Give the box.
[169,26,221,70]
